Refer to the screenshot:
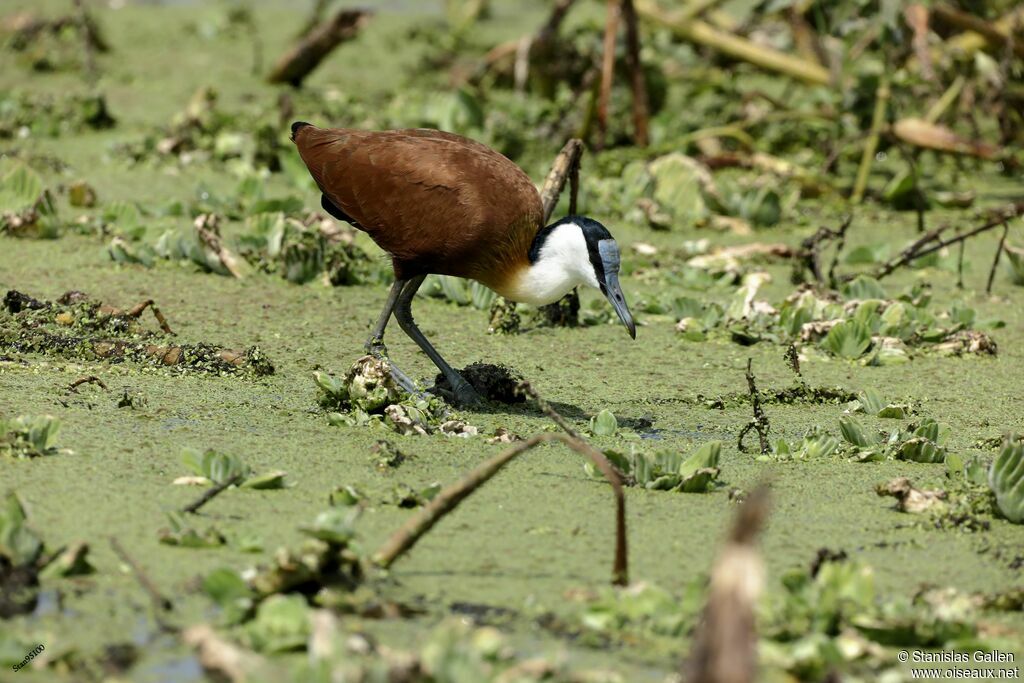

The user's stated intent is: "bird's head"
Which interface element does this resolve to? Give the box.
[527,216,636,339]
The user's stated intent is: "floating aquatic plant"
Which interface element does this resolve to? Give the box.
[989,436,1024,524]
[0,415,71,458]
[587,441,722,493]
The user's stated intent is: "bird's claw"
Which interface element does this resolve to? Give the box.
[452,380,485,408]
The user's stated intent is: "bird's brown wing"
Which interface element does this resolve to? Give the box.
[293,126,543,285]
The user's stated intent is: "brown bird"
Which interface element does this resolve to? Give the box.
[291,122,635,406]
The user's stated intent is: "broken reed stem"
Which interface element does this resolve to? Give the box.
[372,431,629,586]
[871,203,1024,281]
[636,0,830,85]
[109,536,174,614]
[798,214,852,284]
[540,138,585,223]
[737,358,769,455]
[182,474,244,515]
[267,9,370,86]
[596,0,621,150]
[194,216,247,279]
[126,299,175,335]
[67,375,107,393]
[682,486,770,683]
[851,73,890,203]
[986,222,1010,294]
[516,380,580,439]
[621,0,649,147]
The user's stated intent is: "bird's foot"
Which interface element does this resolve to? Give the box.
[451,377,486,409]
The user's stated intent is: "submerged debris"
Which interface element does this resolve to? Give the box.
[432,362,525,404]
[0,290,273,376]
[876,478,948,514]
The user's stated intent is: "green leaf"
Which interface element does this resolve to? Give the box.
[243,594,310,653]
[0,164,43,212]
[839,416,877,448]
[0,492,43,566]
[679,441,721,477]
[989,437,1024,523]
[243,470,288,490]
[181,448,249,485]
[202,567,254,625]
[590,409,619,437]
[897,438,946,464]
[823,320,872,359]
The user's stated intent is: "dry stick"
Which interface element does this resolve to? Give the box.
[68,375,107,393]
[372,432,629,585]
[851,73,890,203]
[267,9,369,86]
[126,299,175,335]
[825,216,853,287]
[737,359,769,455]
[539,139,585,223]
[682,486,770,683]
[182,474,244,515]
[595,0,621,150]
[871,203,1024,280]
[621,0,649,147]
[636,0,830,85]
[471,0,577,84]
[931,3,1024,59]
[109,537,173,614]
[194,217,247,280]
[986,222,1010,294]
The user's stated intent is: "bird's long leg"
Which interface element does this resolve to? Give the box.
[365,279,418,394]
[393,275,483,407]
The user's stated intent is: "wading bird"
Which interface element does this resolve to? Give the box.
[291,123,635,406]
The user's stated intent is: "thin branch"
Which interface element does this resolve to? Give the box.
[869,203,1024,281]
[986,222,1010,294]
[182,474,243,515]
[371,431,629,585]
[67,375,107,393]
[539,139,585,223]
[109,536,174,614]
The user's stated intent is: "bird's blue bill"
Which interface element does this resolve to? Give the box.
[598,240,636,339]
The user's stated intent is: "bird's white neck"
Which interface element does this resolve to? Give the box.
[496,222,598,305]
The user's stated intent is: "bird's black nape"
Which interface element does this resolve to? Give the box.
[290,121,312,141]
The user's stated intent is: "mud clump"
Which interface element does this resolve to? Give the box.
[433,362,525,404]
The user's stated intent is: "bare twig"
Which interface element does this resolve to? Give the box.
[931,4,1024,59]
[636,0,830,85]
[67,375,107,393]
[182,474,243,515]
[126,299,175,335]
[194,214,247,279]
[267,9,370,86]
[986,222,1010,294]
[870,203,1024,280]
[372,432,629,585]
[109,536,173,614]
[797,214,852,284]
[737,359,769,455]
[539,139,585,222]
